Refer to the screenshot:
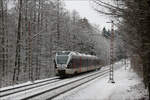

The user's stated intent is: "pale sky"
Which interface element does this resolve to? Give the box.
[64,0,111,29]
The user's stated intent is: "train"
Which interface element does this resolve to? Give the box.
[54,51,102,77]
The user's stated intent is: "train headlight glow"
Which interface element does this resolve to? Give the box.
[57,64,67,70]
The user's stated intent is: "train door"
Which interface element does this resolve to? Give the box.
[79,56,82,73]
[72,59,76,73]
[87,58,88,71]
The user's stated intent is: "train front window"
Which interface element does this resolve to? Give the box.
[56,56,69,64]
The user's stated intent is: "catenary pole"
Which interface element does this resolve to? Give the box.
[108,20,115,83]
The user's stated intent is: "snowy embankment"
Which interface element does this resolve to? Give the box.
[54,61,149,100]
[0,77,57,91]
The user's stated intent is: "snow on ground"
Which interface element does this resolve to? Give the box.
[0,77,57,91]
[0,81,32,91]
[54,61,149,100]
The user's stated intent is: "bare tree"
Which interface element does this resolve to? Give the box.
[13,0,23,83]
[92,0,150,97]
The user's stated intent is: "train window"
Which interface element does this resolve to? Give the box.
[72,59,76,68]
[82,58,85,67]
[78,58,81,68]
[72,57,79,68]
[87,58,89,67]
[89,59,91,66]
[76,58,80,68]
[84,58,87,67]
[56,56,69,64]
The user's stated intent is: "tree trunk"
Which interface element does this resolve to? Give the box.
[148,82,150,100]
[0,0,5,87]
[13,0,23,83]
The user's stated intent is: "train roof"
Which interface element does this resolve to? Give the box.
[56,51,98,58]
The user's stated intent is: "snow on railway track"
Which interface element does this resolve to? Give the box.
[28,70,109,100]
[0,77,59,92]
[0,67,110,100]
[0,77,60,98]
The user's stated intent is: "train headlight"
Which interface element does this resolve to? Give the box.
[57,64,67,70]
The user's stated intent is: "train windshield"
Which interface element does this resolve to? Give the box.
[56,56,69,64]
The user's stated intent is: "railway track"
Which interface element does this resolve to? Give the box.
[29,70,109,100]
[0,77,60,98]
[0,67,110,100]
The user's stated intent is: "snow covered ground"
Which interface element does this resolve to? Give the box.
[54,61,149,100]
[0,77,58,91]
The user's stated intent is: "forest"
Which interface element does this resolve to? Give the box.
[0,0,149,97]
[0,0,120,87]
[93,0,150,97]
